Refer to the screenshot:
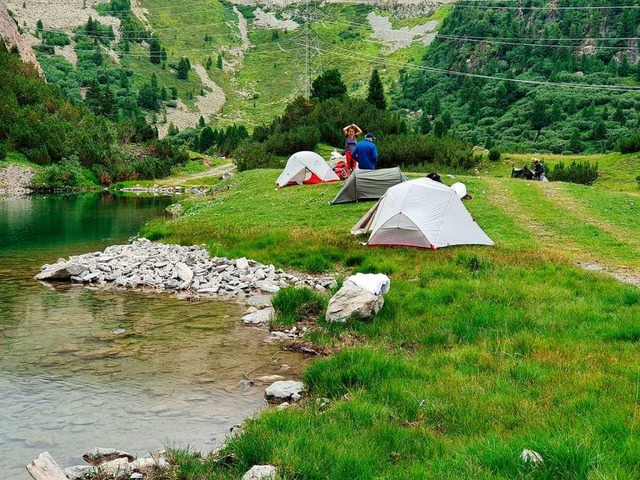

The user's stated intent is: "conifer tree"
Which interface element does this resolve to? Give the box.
[366,69,386,110]
[149,38,161,64]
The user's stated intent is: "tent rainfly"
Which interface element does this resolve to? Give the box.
[351,178,494,249]
[330,167,408,204]
[276,151,340,188]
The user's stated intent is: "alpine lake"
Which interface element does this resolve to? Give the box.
[0,192,304,479]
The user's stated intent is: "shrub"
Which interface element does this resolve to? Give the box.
[0,143,6,160]
[271,287,326,327]
[548,160,599,185]
[233,141,279,172]
[376,134,475,169]
[35,157,85,188]
[488,148,501,161]
[618,131,640,153]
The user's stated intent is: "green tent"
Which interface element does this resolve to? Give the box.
[330,167,407,205]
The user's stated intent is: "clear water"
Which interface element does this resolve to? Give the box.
[0,193,302,479]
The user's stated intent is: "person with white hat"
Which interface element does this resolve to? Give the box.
[532,157,546,181]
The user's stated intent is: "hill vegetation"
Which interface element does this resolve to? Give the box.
[397,0,640,154]
[0,41,188,186]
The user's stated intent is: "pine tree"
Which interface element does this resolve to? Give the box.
[419,113,431,134]
[619,55,631,77]
[149,38,161,64]
[217,53,223,69]
[311,68,347,101]
[366,69,387,110]
[177,57,189,79]
[101,85,117,120]
[568,128,584,153]
[531,99,549,131]
[613,105,626,124]
[198,116,206,128]
[199,126,216,152]
[591,117,607,140]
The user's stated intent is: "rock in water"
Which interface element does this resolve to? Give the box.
[82,447,135,465]
[242,464,277,480]
[242,307,274,325]
[325,281,384,323]
[34,262,88,281]
[264,380,304,403]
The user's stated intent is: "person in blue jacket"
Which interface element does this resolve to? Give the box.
[351,132,378,169]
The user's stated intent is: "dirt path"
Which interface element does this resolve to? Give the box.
[158,65,226,137]
[485,178,640,288]
[159,162,236,186]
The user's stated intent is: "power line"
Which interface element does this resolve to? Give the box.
[326,44,640,92]
[436,34,640,51]
[452,3,640,10]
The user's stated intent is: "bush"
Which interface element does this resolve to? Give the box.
[35,157,85,188]
[548,160,599,185]
[618,131,640,154]
[376,134,475,169]
[233,141,280,172]
[0,143,6,160]
[271,287,326,327]
[488,148,501,161]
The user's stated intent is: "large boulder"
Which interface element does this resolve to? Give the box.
[35,262,88,281]
[325,281,384,323]
[264,380,304,403]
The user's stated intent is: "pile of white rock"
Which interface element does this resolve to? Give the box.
[26,448,168,480]
[35,238,334,299]
[118,185,207,195]
[0,164,34,195]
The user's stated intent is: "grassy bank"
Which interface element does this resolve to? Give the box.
[141,167,640,479]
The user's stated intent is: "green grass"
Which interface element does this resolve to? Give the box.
[271,286,326,327]
[481,152,640,193]
[141,167,640,478]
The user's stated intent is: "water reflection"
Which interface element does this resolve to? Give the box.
[0,194,303,479]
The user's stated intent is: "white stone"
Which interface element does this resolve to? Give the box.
[242,464,277,480]
[326,281,384,323]
[34,262,88,281]
[95,457,130,478]
[82,447,134,465]
[265,380,304,403]
[176,262,194,283]
[242,307,274,325]
[64,465,96,480]
[236,257,250,270]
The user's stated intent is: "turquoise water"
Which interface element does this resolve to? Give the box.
[0,193,301,479]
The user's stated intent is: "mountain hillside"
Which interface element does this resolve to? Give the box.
[4,0,449,133]
[398,0,640,153]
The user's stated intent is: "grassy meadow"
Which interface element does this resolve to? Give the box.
[141,162,640,479]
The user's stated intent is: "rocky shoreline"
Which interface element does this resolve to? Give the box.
[0,164,34,195]
[35,238,335,300]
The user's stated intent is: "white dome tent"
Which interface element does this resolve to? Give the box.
[276,151,340,188]
[351,178,494,249]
